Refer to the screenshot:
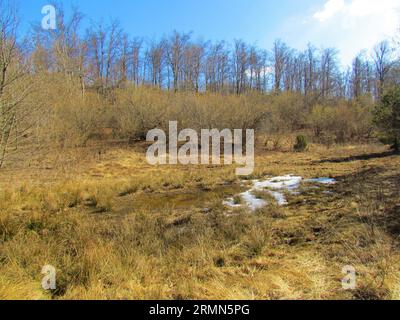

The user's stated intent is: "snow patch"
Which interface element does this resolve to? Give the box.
[223,175,337,211]
[268,191,288,206]
[304,178,336,185]
[240,191,268,211]
[254,175,302,190]
[223,198,241,208]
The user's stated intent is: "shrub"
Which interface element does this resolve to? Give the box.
[393,137,400,153]
[294,135,308,152]
[263,92,308,134]
[374,87,400,153]
[309,102,373,145]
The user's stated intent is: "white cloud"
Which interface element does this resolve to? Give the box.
[314,0,400,22]
[306,0,400,65]
[347,0,399,17]
[314,0,345,22]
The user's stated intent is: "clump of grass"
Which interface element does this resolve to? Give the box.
[294,135,308,152]
[233,195,243,205]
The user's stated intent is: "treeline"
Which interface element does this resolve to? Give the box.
[28,5,399,99]
[0,1,399,167]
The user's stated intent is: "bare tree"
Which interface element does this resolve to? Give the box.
[130,37,142,86]
[205,41,229,93]
[272,39,288,93]
[351,54,364,98]
[283,48,296,92]
[373,41,393,99]
[146,38,166,88]
[166,31,190,92]
[248,46,268,91]
[182,42,204,92]
[0,0,33,168]
[304,44,317,96]
[87,19,122,93]
[232,40,248,94]
[38,5,88,94]
[116,32,129,87]
[320,48,338,98]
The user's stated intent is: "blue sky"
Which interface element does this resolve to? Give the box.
[19,0,400,66]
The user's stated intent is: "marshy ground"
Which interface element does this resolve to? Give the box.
[0,143,399,300]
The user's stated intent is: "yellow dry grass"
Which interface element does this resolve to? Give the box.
[0,143,399,300]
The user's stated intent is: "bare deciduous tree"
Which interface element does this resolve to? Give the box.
[272,39,288,93]
[373,41,393,99]
[166,31,190,92]
[146,39,166,88]
[233,40,248,95]
[87,19,122,93]
[0,0,33,167]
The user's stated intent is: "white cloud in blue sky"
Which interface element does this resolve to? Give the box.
[281,0,400,66]
[313,0,346,22]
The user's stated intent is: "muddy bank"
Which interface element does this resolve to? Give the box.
[113,184,243,214]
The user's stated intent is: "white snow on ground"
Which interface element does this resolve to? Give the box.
[304,178,336,185]
[254,175,303,190]
[240,191,268,211]
[268,191,288,206]
[223,192,268,211]
[224,175,337,211]
[223,198,242,208]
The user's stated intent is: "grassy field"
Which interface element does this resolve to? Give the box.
[0,142,399,300]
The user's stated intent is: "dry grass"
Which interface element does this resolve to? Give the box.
[0,143,399,300]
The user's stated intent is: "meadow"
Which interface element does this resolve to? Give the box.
[1,140,399,300]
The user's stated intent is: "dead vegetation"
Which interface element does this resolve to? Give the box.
[0,144,399,300]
